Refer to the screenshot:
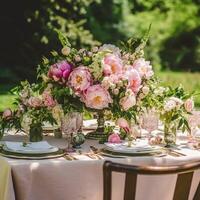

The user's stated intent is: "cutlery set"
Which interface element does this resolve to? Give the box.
[63,145,186,161]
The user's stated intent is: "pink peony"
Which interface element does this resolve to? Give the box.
[68,66,92,92]
[42,92,56,108]
[184,98,194,112]
[2,108,12,120]
[133,58,154,79]
[120,89,136,111]
[28,97,42,108]
[102,54,123,76]
[83,84,112,109]
[126,69,141,93]
[108,133,121,143]
[48,61,72,82]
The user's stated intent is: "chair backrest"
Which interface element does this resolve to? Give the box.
[103,161,200,200]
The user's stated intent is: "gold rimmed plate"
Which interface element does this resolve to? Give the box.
[0,148,66,160]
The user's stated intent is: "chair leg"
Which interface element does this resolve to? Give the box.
[193,181,200,200]
[103,167,112,200]
[124,172,137,200]
[173,172,194,200]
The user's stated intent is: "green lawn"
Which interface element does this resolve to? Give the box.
[0,71,200,111]
[0,94,16,111]
[158,71,200,107]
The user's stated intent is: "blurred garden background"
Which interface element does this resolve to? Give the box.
[0,0,200,111]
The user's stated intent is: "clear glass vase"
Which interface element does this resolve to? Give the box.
[164,123,177,147]
[29,123,43,142]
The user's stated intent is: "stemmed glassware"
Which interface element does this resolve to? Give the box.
[61,113,77,152]
[140,110,159,138]
[188,111,200,142]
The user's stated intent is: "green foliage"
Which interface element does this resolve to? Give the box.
[0,0,100,84]
[118,0,200,71]
[0,95,15,111]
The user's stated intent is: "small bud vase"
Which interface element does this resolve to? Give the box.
[29,123,43,142]
[164,123,177,147]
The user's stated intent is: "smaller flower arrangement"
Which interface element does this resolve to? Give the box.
[0,81,57,142]
[159,86,194,145]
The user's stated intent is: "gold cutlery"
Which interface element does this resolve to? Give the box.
[63,154,73,161]
[164,148,186,157]
[63,154,78,161]
[78,149,103,160]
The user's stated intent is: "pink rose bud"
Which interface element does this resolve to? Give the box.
[2,108,12,120]
[184,98,194,112]
[42,92,56,108]
[116,118,130,133]
[108,133,121,143]
[48,61,72,82]
[28,97,42,108]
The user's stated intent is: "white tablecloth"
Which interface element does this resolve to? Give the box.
[1,133,200,200]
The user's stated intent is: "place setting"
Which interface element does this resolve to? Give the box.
[0,141,65,160]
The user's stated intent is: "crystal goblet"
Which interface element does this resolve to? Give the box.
[61,113,78,152]
[141,110,159,138]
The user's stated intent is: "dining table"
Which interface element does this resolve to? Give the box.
[1,124,200,200]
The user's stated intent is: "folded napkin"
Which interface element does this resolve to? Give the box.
[4,141,58,153]
[105,140,156,152]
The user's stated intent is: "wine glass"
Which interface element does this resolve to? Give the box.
[141,110,159,138]
[188,111,200,142]
[61,113,77,152]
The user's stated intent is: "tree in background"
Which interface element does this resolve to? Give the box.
[0,0,100,84]
[114,0,200,71]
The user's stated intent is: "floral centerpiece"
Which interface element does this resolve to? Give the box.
[0,30,196,145]
[0,81,56,142]
[36,31,157,139]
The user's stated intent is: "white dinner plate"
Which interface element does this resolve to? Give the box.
[4,141,59,154]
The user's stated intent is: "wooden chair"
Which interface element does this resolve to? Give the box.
[103,161,200,200]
